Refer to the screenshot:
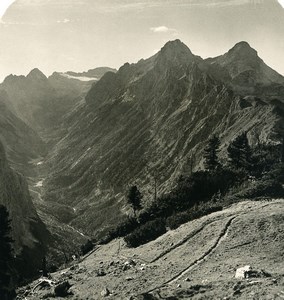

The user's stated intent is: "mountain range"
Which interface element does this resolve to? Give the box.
[0,67,116,132]
[41,40,284,238]
[0,39,283,286]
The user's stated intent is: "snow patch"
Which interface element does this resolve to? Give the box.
[60,73,99,82]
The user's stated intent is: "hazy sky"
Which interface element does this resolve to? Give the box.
[0,0,284,81]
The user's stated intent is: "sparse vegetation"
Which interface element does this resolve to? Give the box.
[127,185,143,217]
[124,218,166,248]
[227,132,252,171]
[204,135,221,171]
[107,135,284,248]
[80,240,94,256]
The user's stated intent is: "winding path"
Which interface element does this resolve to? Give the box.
[149,218,223,264]
[144,216,236,294]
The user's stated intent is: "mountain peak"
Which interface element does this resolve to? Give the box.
[228,41,258,58]
[157,39,195,67]
[27,68,47,80]
[160,39,193,56]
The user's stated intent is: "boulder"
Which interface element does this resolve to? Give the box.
[101,287,110,297]
[235,265,252,279]
[235,266,272,279]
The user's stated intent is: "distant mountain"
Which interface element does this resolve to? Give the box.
[0,90,45,175]
[43,39,284,238]
[48,67,117,123]
[0,140,50,280]
[0,67,117,132]
[0,69,58,130]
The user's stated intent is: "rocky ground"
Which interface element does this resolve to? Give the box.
[17,199,284,299]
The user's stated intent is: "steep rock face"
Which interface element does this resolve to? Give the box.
[0,141,50,279]
[0,90,45,175]
[43,40,284,237]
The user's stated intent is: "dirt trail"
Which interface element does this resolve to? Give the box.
[149,218,222,264]
[145,216,236,294]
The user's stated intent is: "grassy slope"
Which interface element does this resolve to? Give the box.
[21,198,284,299]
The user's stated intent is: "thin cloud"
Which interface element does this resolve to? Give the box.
[57,18,70,24]
[150,26,170,33]
[0,19,36,26]
[98,0,255,12]
[150,26,178,35]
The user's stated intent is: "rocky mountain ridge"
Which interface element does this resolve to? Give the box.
[42,39,284,238]
[205,41,284,98]
[0,39,283,293]
[0,67,116,132]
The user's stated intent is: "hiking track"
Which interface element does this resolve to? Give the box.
[145,216,236,294]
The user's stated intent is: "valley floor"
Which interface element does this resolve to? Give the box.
[18,199,284,300]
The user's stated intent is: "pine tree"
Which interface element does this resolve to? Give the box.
[204,135,221,171]
[227,132,251,171]
[127,186,142,217]
[0,205,14,300]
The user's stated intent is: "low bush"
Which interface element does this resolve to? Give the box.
[166,205,223,230]
[80,240,94,255]
[124,218,166,248]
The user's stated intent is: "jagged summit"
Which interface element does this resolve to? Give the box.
[3,73,25,83]
[230,41,254,51]
[161,39,192,53]
[227,41,258,59]
[205,40,284,89]
[27,68,47,80]
[157,39,195,66]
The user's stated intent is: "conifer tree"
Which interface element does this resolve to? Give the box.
[227,132,251,171]
[0,205,14,300]
[127,186,142,217]
[204,135,221,171]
